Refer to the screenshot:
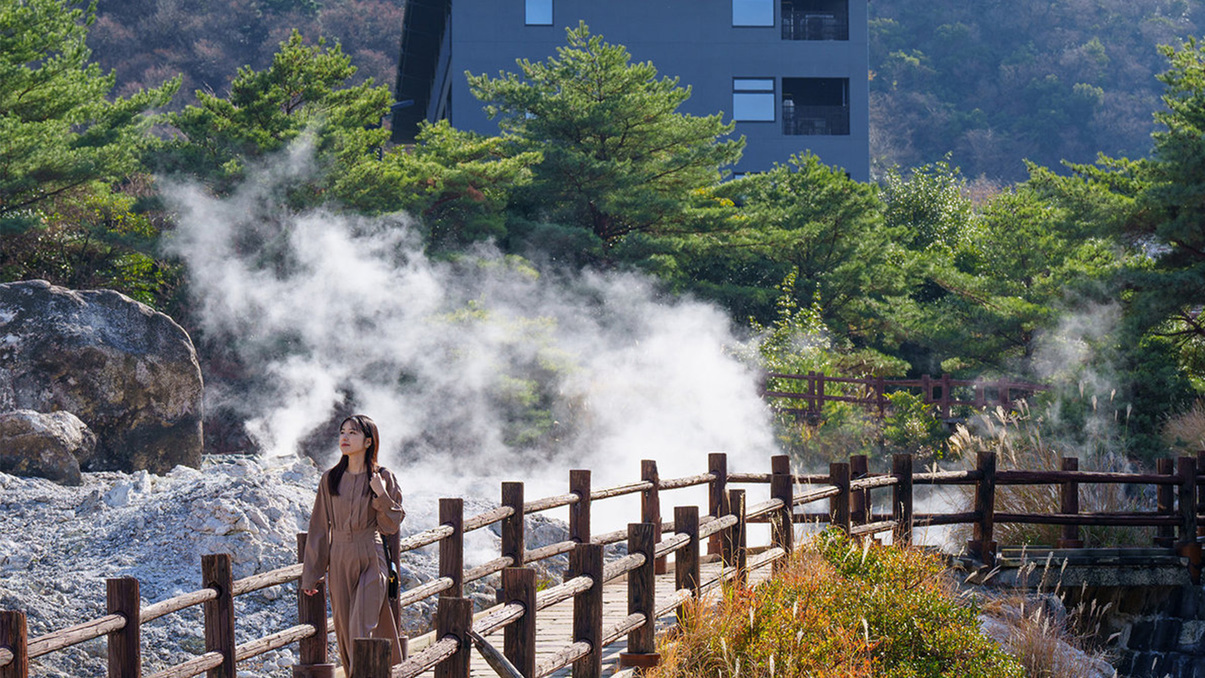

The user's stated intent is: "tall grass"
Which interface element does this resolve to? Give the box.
[949,403,1150,547]
[1162,397,1205,453]
[974,553,1117,677]
[648,530,1025,678]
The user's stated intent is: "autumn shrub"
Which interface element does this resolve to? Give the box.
[649,530,1024,678]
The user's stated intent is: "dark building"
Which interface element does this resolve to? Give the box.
[395,0,868,180]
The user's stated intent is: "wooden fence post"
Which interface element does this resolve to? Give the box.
[1057,457,1084,548]
[295,534,334,678]
[641,460,666,575]
[1178,456,1198,544]
[620,523,659,671]
[106,577,140,678]
[571,544,604,678]
[876,377,887,418]
[0,611,28,678]
[350,638,390,678]
[940,373,953,419]
[1198,450,1205,539]
[770,455,794,562]
[708,453,728,557]
[815,373,826,421]
[829,462,850,534]
[434,597,472,678]
[502,482,525,567]
[997,378,1011,409]
[969,450,997,566]
[501,568,536,678]
[1157,458,1176,548]
[674,507,700,626]
[570,470,592,545]
[1180,456,1202,584]
[440,498,464,598]
[728,490,748,587]
[891,454,913,547]
[201,553,235,678]
[850,454,868,534]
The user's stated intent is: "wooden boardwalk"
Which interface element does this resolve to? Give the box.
[399,560,769,678]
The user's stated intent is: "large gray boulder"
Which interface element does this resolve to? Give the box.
[0,280,203,473]
[0,410,96,485]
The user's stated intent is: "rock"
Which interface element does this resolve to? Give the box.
[0,410,96,485]
[0,280,204,473]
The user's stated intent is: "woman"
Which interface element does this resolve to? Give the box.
[301,414,405,671]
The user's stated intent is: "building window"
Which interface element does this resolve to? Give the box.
[733,0,774,26]
[782,78,849,135]
[733,78,776,122]
[526,0,552,25]
[782,0,849,40]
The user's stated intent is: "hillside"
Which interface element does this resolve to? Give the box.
[869,0,1205,180]
[85,0,403,107]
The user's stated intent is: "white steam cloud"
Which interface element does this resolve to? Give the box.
[162,149,778,503]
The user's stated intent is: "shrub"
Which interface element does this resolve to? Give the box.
[649,530,1025,678]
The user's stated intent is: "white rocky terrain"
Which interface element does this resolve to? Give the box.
[0,455,569,677]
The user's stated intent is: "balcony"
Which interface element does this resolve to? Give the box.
[781,1,849,41]
[782,104,850,135]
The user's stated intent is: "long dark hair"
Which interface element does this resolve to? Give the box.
[328,414,380,497]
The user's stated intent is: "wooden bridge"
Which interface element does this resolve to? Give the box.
[2,449,1205,678]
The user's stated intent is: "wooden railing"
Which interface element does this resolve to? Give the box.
[0,454,792,678]
[762,372,1050,419]
[3,449,1204,678]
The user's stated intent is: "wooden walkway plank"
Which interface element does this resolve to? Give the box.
[439,560,769,678]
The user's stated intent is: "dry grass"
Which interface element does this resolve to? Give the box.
[973,553,1116,678]
[1162,398,1205,453]
[949,403,1150,547]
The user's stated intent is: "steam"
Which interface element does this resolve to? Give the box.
[162,147,777,501]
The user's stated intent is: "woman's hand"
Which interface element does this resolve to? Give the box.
[369,472,386,497]
[302,588,318,596]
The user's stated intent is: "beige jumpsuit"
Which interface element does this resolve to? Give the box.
[302,467,405,672]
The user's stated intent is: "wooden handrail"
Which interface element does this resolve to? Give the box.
[537,640,591,678]
[463,505,515,532]
[472,601,525,637]
[914,470,981,484]
[145,651,223,678]
[398,524,455,552]
[591,480,654,500]
[464,555,516,583]
[231,562,302,596]
[27,613,126,658]
[996,470,1183,485]
[524,492,580,513]
[850,474,898,491]
[535,575,594,612]
[397,577,454,607]
[602,553,648,583]
[13,450,1205,678]
[660,472,715,490]
[393,635,459,678]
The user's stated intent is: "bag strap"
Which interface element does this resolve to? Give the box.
[380,531,396,569]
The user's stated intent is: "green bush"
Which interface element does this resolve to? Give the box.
[650,530,1025,678]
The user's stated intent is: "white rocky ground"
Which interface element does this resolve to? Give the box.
[0,455,570,678]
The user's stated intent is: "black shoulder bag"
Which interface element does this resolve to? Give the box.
[380,531,399,599]
[374,468,400,600]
